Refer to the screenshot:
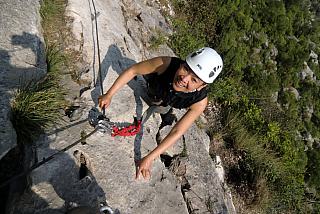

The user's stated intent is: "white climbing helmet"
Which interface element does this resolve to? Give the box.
[186,47,223,83]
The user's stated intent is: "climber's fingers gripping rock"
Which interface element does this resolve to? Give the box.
[98,93,112,111]
[136,156,153,180]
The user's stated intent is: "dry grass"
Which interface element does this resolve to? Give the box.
[40,0,86,83]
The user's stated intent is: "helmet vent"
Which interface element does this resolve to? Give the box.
[190,48,205,58]
[186,47,223,83]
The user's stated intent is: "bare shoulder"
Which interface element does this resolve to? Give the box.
[190,97,208,113]
[174,97,208,132]
[152,56,171,75]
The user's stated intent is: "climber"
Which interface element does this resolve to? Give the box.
[98,47,223,180]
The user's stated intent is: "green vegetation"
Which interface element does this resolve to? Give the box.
[10,72,65,144]
[40,0,85,82]
[168,0,320,212]
[149,28,168,50]
[10,0,68,144]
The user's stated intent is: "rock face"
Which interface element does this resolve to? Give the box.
[0,91,17,160]
[300,62,317,82]
[0,0,46,159]
[8,0,235,213]
[163,111,235,214]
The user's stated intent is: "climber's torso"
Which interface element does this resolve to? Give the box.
[144,57,208,109]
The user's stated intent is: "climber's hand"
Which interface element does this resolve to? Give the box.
[98,93,112,110]
[136,156,153,180]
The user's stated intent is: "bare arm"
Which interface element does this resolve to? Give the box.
[99,57,171,109]
[136,97,208,179]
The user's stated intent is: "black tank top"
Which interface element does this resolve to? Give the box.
[143,57,208,109]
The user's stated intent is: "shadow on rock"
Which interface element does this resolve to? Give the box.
[0,32,46,214]
[0,32,115,214]
[90,44,152,164]
[0,32,46,89]
[10,134,112,213]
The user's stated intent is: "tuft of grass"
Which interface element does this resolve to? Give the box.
[45,42,66,76]
[11,44,66,144]
[180,136,188,157]
[10,0,68,145]
[40,0,65,29]
[11,81,65,144]
[40,0,86,83]
[219,110,307,212]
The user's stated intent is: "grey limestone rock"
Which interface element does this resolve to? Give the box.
[159,110,235,213]
[0,88,17,159]
[0,0,46,158]
[8,0,235,213]
[300,62,317,82]
[283,86,300,100]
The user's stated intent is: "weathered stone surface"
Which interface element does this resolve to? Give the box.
[182,127,231,214]
[0,0,46,159]
[300,62,316,82]
[0,88,17,159]
[159,125,184,157]
[0,0,46,87]
[166,111,235,214]
[310,50,319,65]
[9,0,235,213]
[283,86,300,100]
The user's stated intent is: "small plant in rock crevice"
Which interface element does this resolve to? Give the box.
[149,28,168,50]
[10,0,68,145]
[10,44,66,145]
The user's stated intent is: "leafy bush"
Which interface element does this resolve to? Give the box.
[306,149,320,194]
[169,19,206,59]
[169,0,320,212]
[149,29,168,50]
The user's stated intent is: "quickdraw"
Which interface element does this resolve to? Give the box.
[89,0,142,137]
[89,107,142,137]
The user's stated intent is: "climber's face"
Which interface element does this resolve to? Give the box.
[173,63,206,92]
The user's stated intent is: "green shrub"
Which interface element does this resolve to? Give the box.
[209,77,244,106]
[149,29,168,50]
[168,0,320,212]
[169,19,206,59]
[306,150,320,189]
[243,103,265,131]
